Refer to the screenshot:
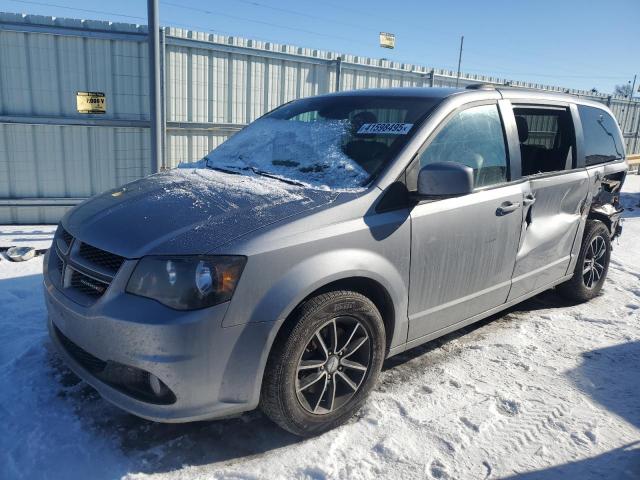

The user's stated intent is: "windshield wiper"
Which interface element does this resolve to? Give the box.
[249,167,305,187]
[206,165,244,175]
[206,162,304,187]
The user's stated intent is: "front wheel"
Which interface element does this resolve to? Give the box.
[557,220,611,302]
[260,291,385,436]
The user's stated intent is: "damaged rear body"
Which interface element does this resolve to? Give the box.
[588,167,626,240]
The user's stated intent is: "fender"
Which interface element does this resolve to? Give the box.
[237,248,408,346]
[218,248,409,410]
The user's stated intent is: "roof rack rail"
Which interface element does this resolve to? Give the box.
[465,83,496,90]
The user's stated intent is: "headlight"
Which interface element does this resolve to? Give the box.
[126,256,246,310]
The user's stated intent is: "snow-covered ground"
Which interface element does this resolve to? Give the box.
[1,176,639,480]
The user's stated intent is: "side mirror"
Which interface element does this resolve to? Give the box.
[416,161,474,198]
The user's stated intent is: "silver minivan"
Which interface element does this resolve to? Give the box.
[44,86,627,436]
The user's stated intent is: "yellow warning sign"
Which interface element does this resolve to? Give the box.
[379,32,395,49]
[76,91,106,114]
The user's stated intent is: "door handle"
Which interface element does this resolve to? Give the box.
[496,201,521,215]
[523,194,536,206]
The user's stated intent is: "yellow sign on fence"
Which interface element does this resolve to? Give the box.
[379,32,395,49]
[76,91,106,114]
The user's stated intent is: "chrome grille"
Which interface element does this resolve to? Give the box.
[78,242,125,274]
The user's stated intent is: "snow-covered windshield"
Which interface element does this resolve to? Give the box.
[200,95,440,190]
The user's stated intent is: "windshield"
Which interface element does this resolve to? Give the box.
[202,95,440,190]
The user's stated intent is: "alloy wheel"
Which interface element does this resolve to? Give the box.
[583,235,607,289]
[295,316,371,415]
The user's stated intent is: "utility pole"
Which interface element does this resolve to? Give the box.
[147,0,162,173]
[630,74,637,99]
[455,35,464,88]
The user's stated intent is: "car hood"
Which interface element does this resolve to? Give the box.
[63,168,340,258]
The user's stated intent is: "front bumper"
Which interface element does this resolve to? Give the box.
[44,265,276,423]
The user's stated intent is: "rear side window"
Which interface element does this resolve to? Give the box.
[578,105,624,165]
[419,104,508,188]
[513,107,575,176]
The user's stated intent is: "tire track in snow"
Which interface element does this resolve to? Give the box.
[462,399,580,475]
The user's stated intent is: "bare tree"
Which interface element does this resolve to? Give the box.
[613,83,632,97]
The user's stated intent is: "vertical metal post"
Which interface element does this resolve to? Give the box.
[621,81,636,144]
[335,56,342,92]
[147,0,162,173]
[160,26,167,170]
[455,35,464,88]
[429,68,435,87]
[634,105,640,154]
[627,77,637,153]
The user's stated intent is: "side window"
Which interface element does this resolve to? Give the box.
[513,107,575,176]
[289,111,320,122]
[418,104,508,188]
[578,105,624,165]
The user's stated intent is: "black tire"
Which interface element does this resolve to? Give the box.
[260,290,386,437]
[557,220,611,302]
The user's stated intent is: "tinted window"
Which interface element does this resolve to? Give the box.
[578,105,624,165]
[419,104,508,188]
[513,107,575,176]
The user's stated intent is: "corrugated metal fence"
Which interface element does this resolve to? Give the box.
[0,13,151,223]
[1,13,639,223]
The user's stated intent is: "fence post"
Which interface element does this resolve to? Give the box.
[147,0,162,174]
[631,103,640,153]
[430,68,435,87]
[160,26,167,170]
[334,56,342,92]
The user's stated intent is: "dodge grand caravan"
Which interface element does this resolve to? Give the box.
[44,86,627,436]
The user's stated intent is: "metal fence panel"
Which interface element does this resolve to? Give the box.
[0,123,150,223]
[0,13,150,223]
[163,27,640,167]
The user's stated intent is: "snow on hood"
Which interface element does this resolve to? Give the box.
[64,168,339,257]
[158,166,306,209]
[199,117,369,191]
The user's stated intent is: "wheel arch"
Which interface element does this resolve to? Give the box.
[587,209,613,233]
[274,276,397,356]
[228,248,409,410]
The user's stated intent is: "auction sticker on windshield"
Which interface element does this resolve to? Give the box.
[357,123,413,135]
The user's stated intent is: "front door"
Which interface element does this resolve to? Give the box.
[408,103,523,341]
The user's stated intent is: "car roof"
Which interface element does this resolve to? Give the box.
[317,87,462,99]
[316,86,609,110]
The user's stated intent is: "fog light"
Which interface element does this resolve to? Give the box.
[149,373,168,397]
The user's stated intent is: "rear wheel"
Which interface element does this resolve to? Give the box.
[557,220,611,302]
[260,290,385,436]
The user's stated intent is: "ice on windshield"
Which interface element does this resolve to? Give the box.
[202,117,369,190]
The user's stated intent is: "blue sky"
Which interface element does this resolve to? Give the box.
[1,0,638,94]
